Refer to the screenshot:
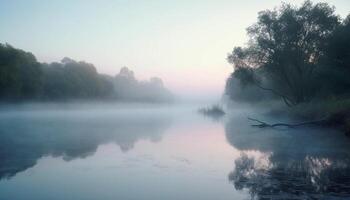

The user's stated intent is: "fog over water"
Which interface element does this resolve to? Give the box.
[0,102,349,200]
[0,0,349,199]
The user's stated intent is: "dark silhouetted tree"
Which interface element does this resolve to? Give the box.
[226,1,344,106]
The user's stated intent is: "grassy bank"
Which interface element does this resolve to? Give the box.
[285,99,350,136]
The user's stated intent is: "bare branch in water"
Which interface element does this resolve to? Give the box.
[247,117,328,128]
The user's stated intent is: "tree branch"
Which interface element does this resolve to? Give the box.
[248,117,328,128]
[253,82,295,106]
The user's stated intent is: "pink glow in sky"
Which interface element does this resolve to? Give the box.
[1,0,349,100]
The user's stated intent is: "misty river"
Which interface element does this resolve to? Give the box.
[0,103,349,200]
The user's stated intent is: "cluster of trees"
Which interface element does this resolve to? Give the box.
[225,0,350,106]
[41,57,113,100]
[0,44,42,100]
[0,43,173,102]
[106,67,174,102]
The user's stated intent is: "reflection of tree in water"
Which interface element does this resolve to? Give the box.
[0,109,171,180]
[229,153,350,199]
[225,115,350,199]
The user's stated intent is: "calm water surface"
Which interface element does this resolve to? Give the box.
[0,103,349,200]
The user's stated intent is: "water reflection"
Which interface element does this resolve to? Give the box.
[225,115,350,199]
[0,105,171,180]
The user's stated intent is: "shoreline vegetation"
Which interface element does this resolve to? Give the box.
[224,1,350,136]
[0,44,174,103]
[286,100,350,135]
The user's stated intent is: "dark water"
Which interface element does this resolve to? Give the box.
[0,103,349,200]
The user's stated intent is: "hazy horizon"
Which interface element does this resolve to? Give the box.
[1,0,349,100]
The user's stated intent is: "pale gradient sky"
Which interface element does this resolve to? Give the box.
[1,0,349,100]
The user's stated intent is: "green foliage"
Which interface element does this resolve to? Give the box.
[0,44,42,100]
[226,0,349,106]
[41,59,113,100]
[0,44,115,101]
[0,44,172,102]
[318,15,350,96]
[288,99,350,120]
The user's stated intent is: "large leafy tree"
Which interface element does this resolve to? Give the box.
[227,1,340,106]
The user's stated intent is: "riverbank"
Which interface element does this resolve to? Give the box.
[226,98,350,136]
[266,99,350,136]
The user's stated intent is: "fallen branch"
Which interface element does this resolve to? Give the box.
[247,117,328,128]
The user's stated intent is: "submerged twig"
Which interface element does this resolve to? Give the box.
[247,117,328,128]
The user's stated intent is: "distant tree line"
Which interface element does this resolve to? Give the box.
[0,43,173,102]
[107,67,173,102]
[225,0,350,106]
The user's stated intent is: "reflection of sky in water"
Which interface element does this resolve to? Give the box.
[0,103,246,200]
[0,103,349,199]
